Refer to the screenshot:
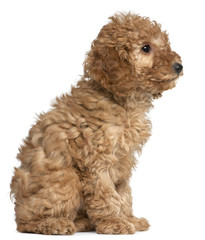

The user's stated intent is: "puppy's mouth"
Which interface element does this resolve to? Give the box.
[168,71,183,83]
[166,74,181,82]
[147,70,183,95]
[150,71,183,83]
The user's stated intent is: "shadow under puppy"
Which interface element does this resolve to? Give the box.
[10,12,183,235]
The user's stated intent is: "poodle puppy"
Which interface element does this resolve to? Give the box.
[10,12,183,235]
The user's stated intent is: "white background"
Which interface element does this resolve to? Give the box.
[0,0,205,239]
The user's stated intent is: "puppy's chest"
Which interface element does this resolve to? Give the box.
[102,109,151,182]
[105,109,151,155]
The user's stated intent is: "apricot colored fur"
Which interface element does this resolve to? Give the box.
[10,13,183,235]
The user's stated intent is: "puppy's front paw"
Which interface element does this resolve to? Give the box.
[127,217,150,231]
[96,217,135,234]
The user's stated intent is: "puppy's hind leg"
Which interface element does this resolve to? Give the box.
[12,167,82,235]
[17,217,76,235]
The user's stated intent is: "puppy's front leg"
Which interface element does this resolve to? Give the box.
[83,171,135,234]
[116,180,150,231]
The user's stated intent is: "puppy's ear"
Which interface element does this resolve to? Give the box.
[84,37,137,96]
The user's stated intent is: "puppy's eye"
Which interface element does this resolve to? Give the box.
[141,45,151,53]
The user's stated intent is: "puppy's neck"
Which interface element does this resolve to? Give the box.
[76,78,153,112]
[113,89,153,112]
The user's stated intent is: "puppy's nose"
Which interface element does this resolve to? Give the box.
[172,63,183,74]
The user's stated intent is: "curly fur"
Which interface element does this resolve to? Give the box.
[10,12,183,235]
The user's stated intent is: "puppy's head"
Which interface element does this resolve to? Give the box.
[84,13,183,97]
